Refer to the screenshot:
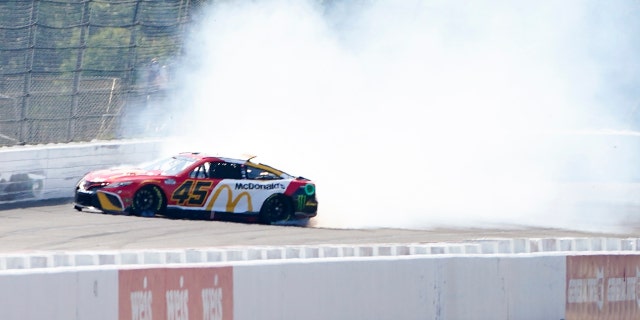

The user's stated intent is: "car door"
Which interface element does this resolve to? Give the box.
[170,162,214,209]
[205,161,252,214]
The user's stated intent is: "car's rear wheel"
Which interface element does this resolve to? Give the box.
[259,194,292,224]
[132,186,165,217]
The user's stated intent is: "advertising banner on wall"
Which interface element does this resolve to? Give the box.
[566,254,640,320]
[119,266,233,320]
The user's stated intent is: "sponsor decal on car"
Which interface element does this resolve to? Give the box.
[234,182,285,190]
[296,194,307,211]
[171,180,214,206]
[168,179,293,215]
[205,184,253,214]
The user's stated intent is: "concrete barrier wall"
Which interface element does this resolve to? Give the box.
[232,255,565,320]
[0,140,163,202]
[0,268,119,320]
[0,254,568,320]
[14,253,638,320]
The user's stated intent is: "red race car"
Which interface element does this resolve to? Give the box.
[74,152,318,224]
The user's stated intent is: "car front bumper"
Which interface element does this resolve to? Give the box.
[74,189,99,209]
[74,189,128,213]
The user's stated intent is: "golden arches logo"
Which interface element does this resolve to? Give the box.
[205,184,253,212]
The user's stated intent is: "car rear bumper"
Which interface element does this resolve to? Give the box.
[293,210,317,219]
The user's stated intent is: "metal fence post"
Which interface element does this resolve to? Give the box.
[68,0,91,142]
[19,0,38,145]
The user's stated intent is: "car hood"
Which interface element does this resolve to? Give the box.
[83,167,163,182]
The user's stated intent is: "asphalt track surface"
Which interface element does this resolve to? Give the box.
[0,198,635,253]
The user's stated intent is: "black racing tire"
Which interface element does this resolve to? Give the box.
[131,185,165,217]
[259,194,293,224]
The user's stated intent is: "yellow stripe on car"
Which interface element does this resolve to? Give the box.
[249,163,285,177]
[97,192,124,212]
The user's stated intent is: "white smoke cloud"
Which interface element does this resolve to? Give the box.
[160,0,640,231]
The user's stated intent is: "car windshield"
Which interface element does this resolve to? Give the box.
[141,156,196,175]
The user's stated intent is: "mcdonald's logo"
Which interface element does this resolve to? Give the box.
[205,184,253,213]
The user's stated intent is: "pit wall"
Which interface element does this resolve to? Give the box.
[1,253,639,320]
[0,140,164,202]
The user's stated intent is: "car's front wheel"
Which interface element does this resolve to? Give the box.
[132,186,165,217]
[259,194,292,224]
